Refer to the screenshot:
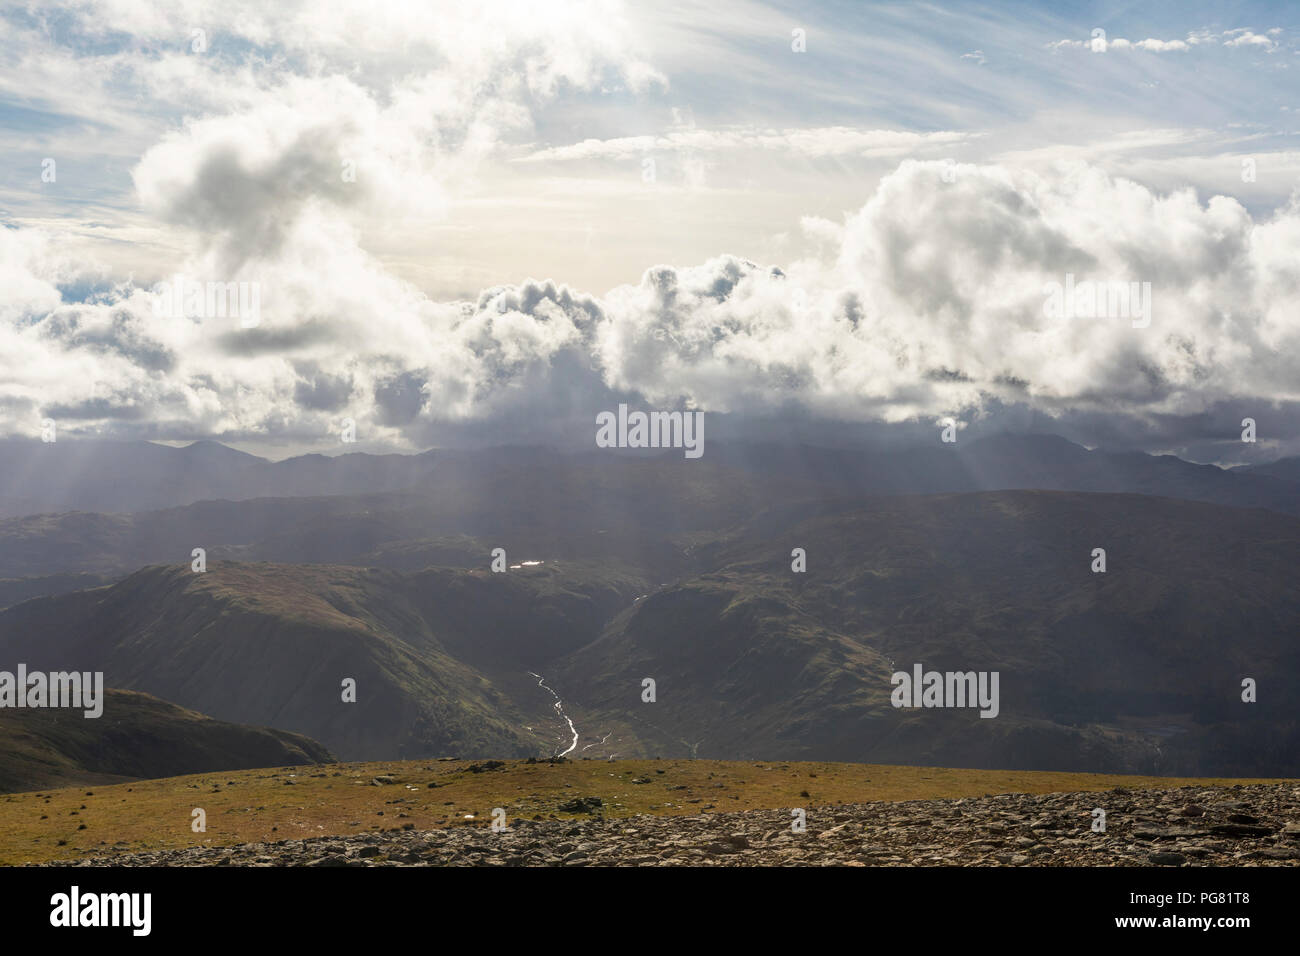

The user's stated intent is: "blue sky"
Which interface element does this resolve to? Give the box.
[4,0,1298,290]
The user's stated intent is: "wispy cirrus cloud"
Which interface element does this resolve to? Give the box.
[517,127,974,163]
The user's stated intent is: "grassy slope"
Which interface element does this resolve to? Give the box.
[0,689,333,793]
[556,491,1300,773]
[0,561,647,761]
[0,757,1292,865]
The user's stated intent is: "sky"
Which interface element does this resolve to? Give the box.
[1,0,1298,462]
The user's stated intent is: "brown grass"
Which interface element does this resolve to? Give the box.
[1,757,1292,865]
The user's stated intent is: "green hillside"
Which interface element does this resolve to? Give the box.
[0,688,332,792]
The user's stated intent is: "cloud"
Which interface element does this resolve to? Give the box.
[1049,37,1177,52]
[1049,28,1282,54]
[1223,30,1279,52]
[6,159,1297,454]
[0,0,667,448]
[3,3,1299,457]
[1134,39,1189,53]
[518,127,973,163]
[591,161,1298,430]
[0,228,64,323]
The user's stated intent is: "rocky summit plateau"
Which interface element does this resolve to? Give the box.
[40,783,1300,867]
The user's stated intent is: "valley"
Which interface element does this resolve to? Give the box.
[1,482,1296,780]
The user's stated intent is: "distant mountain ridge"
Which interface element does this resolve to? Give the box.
[1238,456,1300,484]
[0,438,439,517]
[2,435,1298,609]
[2,434,1298,519]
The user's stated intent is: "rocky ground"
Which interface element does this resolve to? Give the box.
[40,783,1300,866]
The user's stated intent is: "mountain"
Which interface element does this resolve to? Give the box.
[3,435,1299,521]
[0,560,646,761]
[0,572,117,610]
[0,451,807,593]
[0,438,438,517]
[553,490,1300,775]
[2,436,1298,608]
[709,434,1300,515]
[1238,457,1300,484]
[2,490,1297,776]
[0,688,333,793]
